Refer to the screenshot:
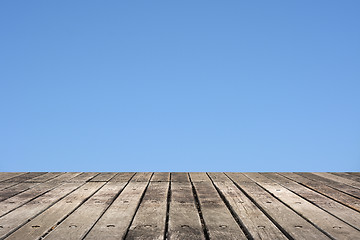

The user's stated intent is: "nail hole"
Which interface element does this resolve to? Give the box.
[122,200,129,203]
[258,226,265,229]
[295,202,302,204]
[219,225,227,228]
[95,200,102,203]
[181,225,190,228]
[143,225,152,228]
[66,201,72,203]
[69,225,77,228]
[295,225,302,228]
[266,201,272,203]
[106,224,115,228]
[238,201,244,203]
[0,226,3,229]
[32,225,41,228]
[333,226,342,229]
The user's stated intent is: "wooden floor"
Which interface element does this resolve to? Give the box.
[0,172,360,239]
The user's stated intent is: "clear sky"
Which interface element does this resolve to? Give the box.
[1,1,359,172]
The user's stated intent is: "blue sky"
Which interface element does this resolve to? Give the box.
[1,1,359,172]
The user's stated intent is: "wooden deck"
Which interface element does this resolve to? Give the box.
[0,172,359,239]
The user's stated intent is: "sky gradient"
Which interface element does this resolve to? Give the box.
[1,1,359,172]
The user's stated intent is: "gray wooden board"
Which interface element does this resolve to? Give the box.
[191,180,247,239]
[244,172,360,240]
[84,181,149,240]
[43,182,127,240]
[0,182,83,239]
[110,172,135,182]
[151,172,170,182]
[331,172,360,183]
[89,172,118,182]
[207,172,231,182]
[279,172,360,212]
[189,172,211,182]
[313,172,360,189]
[226,172,330,239]
[171,172,189,182]
[25,172,64,183]
[126,181,169,239]
[64,172,96,182]
[168,182,205,240]
[2,172,47,183]
[262,172,360,231]
[208,173,288,240]
[0,182,38,202]
[6,182,105,240]
[297,172,360,199]
[130,172,153,182]
[0,173,27,182]
[0,182,18,191]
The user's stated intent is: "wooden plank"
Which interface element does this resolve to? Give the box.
[226,172,330,239]
[0,173,27,182]
[25,172,64,183]
[263,172,360,230]
[0,182,38,201]
[331,172,360,183]
[0,173,82,217]
[244,172,359,239]
[0,182,18,191]
[2,172,47,183]
[0,182,83,239]
[168,182,204,240]
[189,172,211,182]
[126,182,169,239]
[131,172,153,182]
[191,179,247,239]
[171,172,189,182]
[110,172,135,182]
[151,172,170,182]
[6,182,104,240]
[42,182,127,240]
[84,181,149,240]
[297,172,360,199]
[279,172,360,212]
[313,172,360,189]
[208,173,288,240]
[89,172,117,182]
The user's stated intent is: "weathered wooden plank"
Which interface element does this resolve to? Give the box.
[110,172,135,182]
[43,182,127,240]
[2,172,47,183]
[279,172,360,212]
[331,172,360,183]
[126,182,169,239]
[226,172,330,239]
[89,172,117,182]
[263,172,360,230]
[297,172,360,199]
[171,172,189,182]
[189,172,211,182]
[191,179,247,239]
[151,172,170,182]
[168,182,204,240]
[131,172,153,182]
[0,182,38,201]
[0,182,83,239]
[84,181,149,240]
[6,182,104,240]
[0,173,27,182]
[25,172,64,183]
[209,173,288,240]
[313,172,360,189]
[245,172,359,239]
[0,182,18,191]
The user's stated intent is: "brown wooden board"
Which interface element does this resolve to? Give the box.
[189,172,211,182]
[89,172,118,182]
[209,173,288,240]
[131,172,153,182]
[25,172,64,183]
[151,172,170,182]
[0,182,83,239]
[168,182,205,240]
[171,172,189,182]
[331,172,360,183]
[6,182,105,240]
[226,172,330,239]
[191,179,247,239]
[0,182,38,202]
[43,182,127,240]
[262,172,360,231]
[244,172,360,239]
[0,173,27,182]
[296,172,360,199]
[110,172,135,182]
[313,172,360,189]
[84,181,149,240]
[66,172,99,182]
[126,182,169,239]
[2,172,47,183]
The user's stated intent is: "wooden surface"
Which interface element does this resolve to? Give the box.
[0,172,359,240]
